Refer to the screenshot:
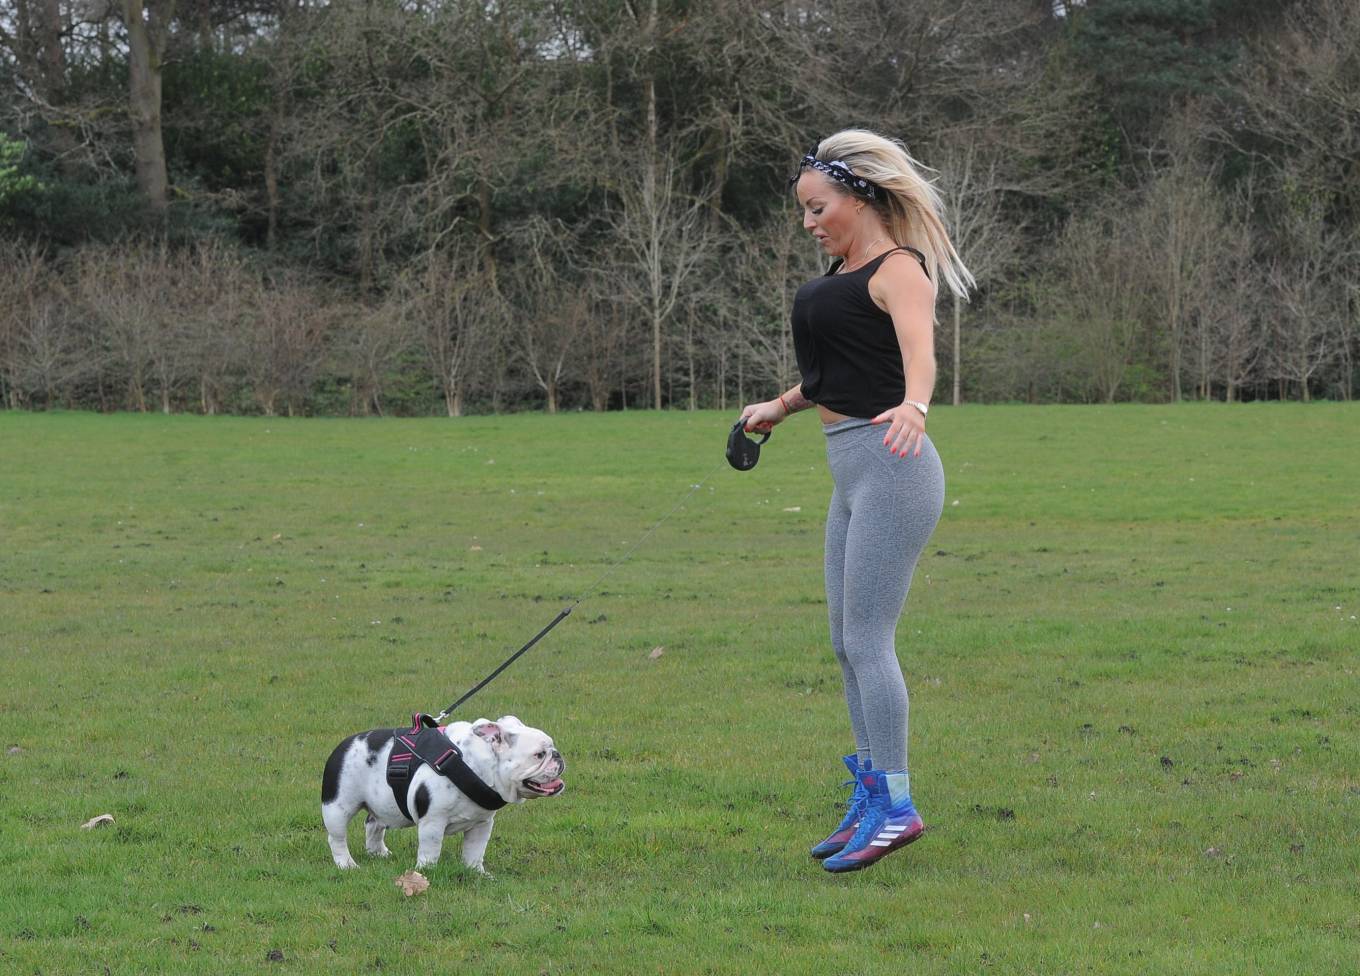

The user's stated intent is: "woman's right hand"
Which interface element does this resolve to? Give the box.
[740,399,787,433]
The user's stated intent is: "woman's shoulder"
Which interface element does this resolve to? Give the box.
[867,247,933,309]
[877,246,928,278]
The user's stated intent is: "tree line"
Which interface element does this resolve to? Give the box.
[1,0,1357,414]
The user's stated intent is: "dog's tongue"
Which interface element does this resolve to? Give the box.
[535,778,564,792]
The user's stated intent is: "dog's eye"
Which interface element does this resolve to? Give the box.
[535,750,546,759]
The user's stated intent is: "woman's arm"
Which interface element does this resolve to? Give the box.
[741,384,811,432]
[869,253,937,457]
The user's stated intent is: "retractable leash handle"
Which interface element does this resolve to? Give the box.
[727,417,771,471]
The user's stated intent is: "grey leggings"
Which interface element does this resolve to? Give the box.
[823,418,945,773]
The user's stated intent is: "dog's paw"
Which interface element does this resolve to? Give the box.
[333,855,359,870]
[366,846,392,859]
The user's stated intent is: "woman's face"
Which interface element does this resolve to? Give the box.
[796,171,863,258]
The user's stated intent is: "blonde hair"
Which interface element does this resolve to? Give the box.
[815,129,975,301]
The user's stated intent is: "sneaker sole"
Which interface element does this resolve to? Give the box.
[810,827,858,860]
[821,824,924,873]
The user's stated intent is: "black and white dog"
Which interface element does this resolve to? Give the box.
[321,715,565,874]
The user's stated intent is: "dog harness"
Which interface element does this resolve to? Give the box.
[385,713,508,820]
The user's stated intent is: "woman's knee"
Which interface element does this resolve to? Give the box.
[838,635,893,673]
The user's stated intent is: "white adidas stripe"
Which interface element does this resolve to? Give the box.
[870,840,891,847]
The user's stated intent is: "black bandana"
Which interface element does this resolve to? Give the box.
[790,153,879,200]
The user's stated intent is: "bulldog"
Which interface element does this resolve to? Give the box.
[321,714,565,874]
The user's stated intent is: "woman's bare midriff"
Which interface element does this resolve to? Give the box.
[816,404,853,424]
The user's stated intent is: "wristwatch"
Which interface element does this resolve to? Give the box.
[906,399,929,417]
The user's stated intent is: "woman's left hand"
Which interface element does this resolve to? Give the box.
[871,401,927,458]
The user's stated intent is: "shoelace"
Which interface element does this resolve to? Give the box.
[843,779,870,823]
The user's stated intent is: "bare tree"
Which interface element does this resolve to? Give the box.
[1132,121,1224,402]
[504,219,592,414]
[1231,0,1360,228]
[933,137,1022,405]
[330,298,416,417]
[182,242,254,415]
[241,273,332,416]
[281,0,575,290]
[0,241,88,407]
[0,240,46,407]
[398,243,497,418]
[576,292,628,412]
[1267,197,1348,402]
[1197,217,1264,402]
[1342,263,1360,402]
[1049,205,1150,402]
[605,151,711,409]
[76,240,175,411]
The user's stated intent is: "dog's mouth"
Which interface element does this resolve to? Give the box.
[522,758,566,797]
[522,776,565,797]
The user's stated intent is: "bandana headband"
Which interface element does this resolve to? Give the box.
[790,154,879,200]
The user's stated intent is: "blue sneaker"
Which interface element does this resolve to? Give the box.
[810,755,871,859]
[821,769,924,873]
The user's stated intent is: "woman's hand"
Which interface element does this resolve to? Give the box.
[871,401,927,457]
[740,399,787,433]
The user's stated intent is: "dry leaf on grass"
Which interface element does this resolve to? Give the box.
[81,814,116,830]
[648,646,665,660]
[394,871,430,896]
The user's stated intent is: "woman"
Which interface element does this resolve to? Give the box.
[741,130,973,873]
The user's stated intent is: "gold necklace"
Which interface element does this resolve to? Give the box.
[840,236,887,273]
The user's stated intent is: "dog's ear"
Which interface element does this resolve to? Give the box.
[497,715,526,731]
[472,721,506,748]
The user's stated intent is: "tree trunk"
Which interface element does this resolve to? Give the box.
[123,0,173,218]
[479,178,498,290]
[716,344,726,413]
[265,110,281,250]
[646,0,660,410]
[686,310,696,411]
[359,153,377,293]
[652,307,662,409]
[952,292,962,406]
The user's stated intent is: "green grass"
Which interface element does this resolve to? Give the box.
[1,405,1357,975]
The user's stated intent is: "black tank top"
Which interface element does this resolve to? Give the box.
[791,246,929,418]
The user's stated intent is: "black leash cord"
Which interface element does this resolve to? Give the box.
[433,453,733,723]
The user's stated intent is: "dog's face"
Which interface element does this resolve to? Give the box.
[472,715,566,800]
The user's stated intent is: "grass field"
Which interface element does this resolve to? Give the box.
[1,405,1357,975]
